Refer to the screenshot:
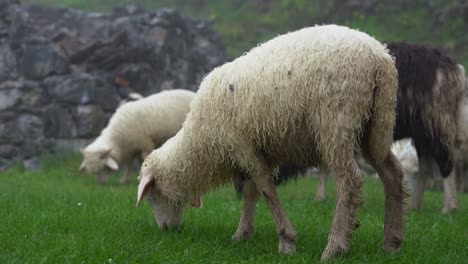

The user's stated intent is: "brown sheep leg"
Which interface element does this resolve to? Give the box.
[408,156,431,210]
[97,173,110,184]
[257,178,297,255]
[315,167,328,201]
[321,159,363,261]
[455,161,464,192]
[232,178,260,241]
[231,142,295,254]
[372,153,406,253]
[442,170,457,213]
[119,160,133,184]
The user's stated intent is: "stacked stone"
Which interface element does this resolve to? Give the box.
[0,1,226,171]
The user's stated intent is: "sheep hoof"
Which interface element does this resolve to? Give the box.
[383,237,403,253]
[441,205,457,214]
[314,194,326,202]
[321,248,344,261]
[278,239,296,255]
[407,203,422,211]
[119,177,130,184]
[383,243,401,253]
[232,230,254,241]
[383,244,401,254]
[321,241,348,261]
[97,179,109,185]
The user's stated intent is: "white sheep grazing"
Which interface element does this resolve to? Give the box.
[315,141,417,202]
[79,89,195,184]
[118,92,145,107]
[391,139,419,185]
[136,25,404,260]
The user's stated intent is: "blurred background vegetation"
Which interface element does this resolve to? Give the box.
[23,0,467,66]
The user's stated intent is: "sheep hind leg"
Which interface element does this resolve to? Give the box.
[407,156,430,210]
[321,158,363,261]
[455,161,464,193]
[232,176,260,241]
[442,170,457,213]
[370,152,406,253]
[315,167,328,201]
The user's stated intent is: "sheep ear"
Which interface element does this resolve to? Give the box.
[105,157,119,171]
[191,196,203,208]
[99,148,112,159]
[136,174,154,207]
[79,162,85,172]
[457,64,465,76]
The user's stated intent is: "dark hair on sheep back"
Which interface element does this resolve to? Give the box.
[387,42,459,102]
[388,42,464,178]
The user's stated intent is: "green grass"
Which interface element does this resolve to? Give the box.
[1,155,467,263]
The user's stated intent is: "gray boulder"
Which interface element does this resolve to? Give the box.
[76,105,106,138]
[44,73,120,110]
[0,45,18,81]
[21,43,69,80]
[43,105,76,138]
[23,156,42,171]
[0,81,21,110]
[0,158,12,172]
[16,114,44,140]
[0,144,17,159]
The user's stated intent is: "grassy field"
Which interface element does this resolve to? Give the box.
[1,154,467,263]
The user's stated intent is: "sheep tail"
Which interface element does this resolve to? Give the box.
[365,56,399,162]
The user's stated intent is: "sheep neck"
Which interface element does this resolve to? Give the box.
[158,129,231,205]
[100,128,124,163]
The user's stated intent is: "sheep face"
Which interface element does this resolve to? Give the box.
[136,152,202,230]
[136,156,184,230]
[145,187,183,230]
[79,148,119,183]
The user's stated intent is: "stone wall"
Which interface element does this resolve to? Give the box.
[0,0,226,171]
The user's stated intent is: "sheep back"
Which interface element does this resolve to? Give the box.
[184,25,397,168]
[89,89,195,159]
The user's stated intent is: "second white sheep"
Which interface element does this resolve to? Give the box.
[80,89,195,184]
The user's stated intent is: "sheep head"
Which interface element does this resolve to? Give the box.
[136,150,202,231]
[79,147,119,183]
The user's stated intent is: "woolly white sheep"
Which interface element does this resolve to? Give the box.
[136,25,404,260]
[391,139,420,187]
[79,89,195,184]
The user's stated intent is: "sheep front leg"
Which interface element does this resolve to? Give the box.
[231,143,295,254]
[321,159,363,261]
[315,167,328,201]
[232,177,260,241]
[256,178,296,255]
